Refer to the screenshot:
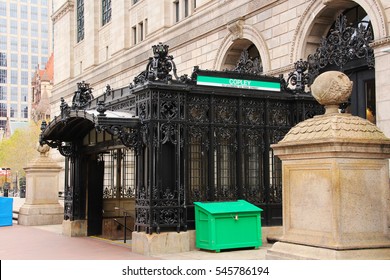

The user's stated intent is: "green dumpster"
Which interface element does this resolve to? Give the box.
[194,200,262,252]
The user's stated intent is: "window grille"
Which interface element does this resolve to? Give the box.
[102,149,136,199]
[214,135,236,200]
[245,141,264,203]
[188,136,208,202]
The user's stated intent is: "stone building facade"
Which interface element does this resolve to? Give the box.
[51,0,390,138]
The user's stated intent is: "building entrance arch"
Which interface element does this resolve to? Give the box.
[288,3,378,123]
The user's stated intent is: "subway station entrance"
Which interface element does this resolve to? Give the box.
[40,44,323,239]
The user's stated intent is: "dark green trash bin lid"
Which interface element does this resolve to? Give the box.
[194,199,262,214]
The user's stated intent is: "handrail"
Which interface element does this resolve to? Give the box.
[113,208,133,243]
[113,218,133,232]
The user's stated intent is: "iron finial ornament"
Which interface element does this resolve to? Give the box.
[96,100,107,116]
[71,81,94,110]
[131,43,181,87]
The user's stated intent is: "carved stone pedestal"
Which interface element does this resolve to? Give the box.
[266,72,390,259]
[18,145,63,226]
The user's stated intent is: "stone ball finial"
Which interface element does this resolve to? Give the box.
[37,143,50,157]
[311,71,353,114]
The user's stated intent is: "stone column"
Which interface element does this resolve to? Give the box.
[266,71,390,259]
[18,145,63,226]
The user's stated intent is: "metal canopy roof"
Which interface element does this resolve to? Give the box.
[40,109,139,143]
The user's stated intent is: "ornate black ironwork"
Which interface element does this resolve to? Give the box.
[307,14,374,84]
[130,43,180,87]
[96,121,141,152]
[96,100,107,116]
[232,49,263,74]
[60,97,71,121]
[104,84,112,96]
[281,59,310,94]
[40,52,324,233]
[129,43,196,89]
[283,13,374,94]
[71,81,94,110]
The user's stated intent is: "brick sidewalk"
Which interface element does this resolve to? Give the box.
[0,224,157,260]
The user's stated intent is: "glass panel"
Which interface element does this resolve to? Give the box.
[0,52,6,67]
[214,129,236,201]
[121,149,135,198]
[10,104,18,118]
[188,134,207,202]
[0,86,6,100]
[102,0,111,26]
[76,0,84,42]
[103,150,117,199]
[0,103,7,117]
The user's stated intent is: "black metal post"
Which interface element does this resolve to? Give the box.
[124,211,127,243]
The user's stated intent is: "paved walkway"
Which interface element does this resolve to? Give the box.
[0,222,271,260]
[0,223,157,260]
[1,197,271,260]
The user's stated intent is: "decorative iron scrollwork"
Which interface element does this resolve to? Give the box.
[96,124,141,152]
[160,100,178,120]
[58,142,75,157]
[283,13,374,94]
[39,119,76,157]
[232,49,263,74]
[307,14,374,84]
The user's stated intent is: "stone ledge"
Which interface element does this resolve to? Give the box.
[18,204,63,226]
[132,231,195,256]
[132,227,280,256]
[266,241,390,260]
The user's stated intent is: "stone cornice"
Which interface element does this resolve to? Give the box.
[370,36,390,48]
[52,1,74,24]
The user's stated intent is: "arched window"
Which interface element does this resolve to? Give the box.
[221,40,263,74]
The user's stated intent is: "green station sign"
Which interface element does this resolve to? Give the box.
[197,75,280,92]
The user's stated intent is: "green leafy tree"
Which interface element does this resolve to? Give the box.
[0,122,42,181]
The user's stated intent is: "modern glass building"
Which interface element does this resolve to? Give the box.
[0,0,52,133]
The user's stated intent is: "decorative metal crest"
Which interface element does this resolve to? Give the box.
[130,43,193,88]
[71,81,94,110]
